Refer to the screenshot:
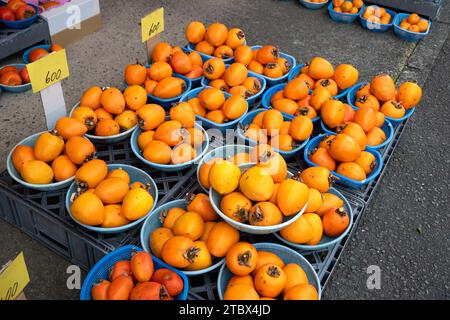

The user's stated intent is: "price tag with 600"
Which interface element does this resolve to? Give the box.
[141,7,164,42]
[27,49,70,93]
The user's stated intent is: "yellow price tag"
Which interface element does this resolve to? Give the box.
[141,7,164,42]
[27,49,70,93]
[0,252,30,300]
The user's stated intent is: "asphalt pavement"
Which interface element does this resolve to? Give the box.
[0,0,448,299]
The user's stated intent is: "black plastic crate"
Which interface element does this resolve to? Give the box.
[0,139,195,271]
[0,14,51,60]
[127,174,366,300]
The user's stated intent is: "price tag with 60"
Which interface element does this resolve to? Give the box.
[27,49,70,93]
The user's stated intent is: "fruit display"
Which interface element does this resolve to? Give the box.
[0,64,29,86]
[150,42,203,80]
[66,86,139,138]
[202,61,265,100]
[248,45,292,79]
[24,44,64,63]
[183,86,248,125]
[220,242,319,300]
[398,13,429,33]
[241,109,313,152]
[277,188,351,247]
[306,134,381,183]
[143,198,240,272]
[0,0,36,22]
[361,5,393,25]
[208,155,309,230]
[185,21,246,60]
[124,61,189,100]
[9,131,93,186]
[133,104,207,166]
[89,249,186,300]
[68,162,156,229]
[331,0,364,14]
[349,73,423,120]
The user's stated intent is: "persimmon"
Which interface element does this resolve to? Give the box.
[227,275,254,289]
[101,205,130,228]
[243,77,262,94]
[417,19,429,32]
[284,284,319,300]
[396,81,422,109]
[205,22,228,47]
[209,160,241,195]
[33,131,63,163]
[318,134,335,150]
[80,86,103,110]
[300,166,332,193]
[375,111,385,127]
[131,251,154,282]
[185,21,206,44]
[249,201,283,226]
[234,45,253,66]
[148,61,173,81]
[297,73,315,89]
[336,162,367,180]
[322,207,350,237]
[226,242,258,276]
[95,108,113,121]
[28,48,48,63]
[95,119,120,136]
[21,160,53,184]
[380,100,405,118]
[107,275,134,300]
[356,84,371,99]
[187,193,218,221]
[125,63,147,86]
[161,207,185,229]
[272,98,299,115]
[355,94,380,111]
[310,86,331,111]
[206,221,240,258]
[370,73,396,102]
[252,251,284,276]
[239,166,274,202]
[248,60,264,74]
[70,192,105,226]
[185,240,212,271]
[366,127,386,146]
[72,106,98,130]
[153,77,187,99]
[276,57,291,74]
[198,157,221,189]
[256,45,279,65]
[256,151,287,183]
[115,110,138,131]
[170,51,192,75]
[308,57,334,80]
[94,177,129,204]
[226,28,245,49]
[101,87,125,115]
[206,110,225,123]
[334,64,359,90]
[244,124,267,144]
[172,211,204,241]
[262,109,283,136]
[137,104,165,130]
[153,120,183,146]
[289,115,313,141]
[408,13,420,24]
[283,263,309,294]
[161,236,198,268]
[277,178,309,216]
[314,78,338,96]
[122,186,155,221]
[309,147,336,171]
[91,280,111,300]
[151,268,184,296]
[11,145,35,173]
[263,63,283,78]
[152,42,172,62]
[321,99,345,129]
[284,78,309,100]
[75,159,108,189]
[353,107,377,133]
[188,97,207,117]
[316,193,344,217]
[0,71,22,86]
[170,102,195,128]
[223,284,259,300]
[188,51,203,67]
[199,87,225,110]
[224,63,248,87]
[130,282,169,300]
[280,214,313,244]
[143,140,172,164]
[336,122,367,150]
[222,95,247,120]
[303,213,323,245]
[195,41,214,56]
[343,103,356,122]
[220,191,252,223]
[328,133,361,162]
[214,45,233,59]
[254,264,287,298]
[271,134,293,151]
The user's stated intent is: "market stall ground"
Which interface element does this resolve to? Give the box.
[0,0,449,299]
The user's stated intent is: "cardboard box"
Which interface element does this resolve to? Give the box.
[40,0,101,46]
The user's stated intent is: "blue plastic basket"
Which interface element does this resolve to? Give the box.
[237,108,310,159]
[359,7,397,32]
[274,187,353,250]
[250,45,296,86]
[320,118,394,150]
[261,83,320,123]
[209,164,306,235]
[196,144,254,193]
[65,164,159,234]
[139,199,226,276]
[304,134,383,189]
[125,71,192,108]
[299,0,329,10]
[217,242,321,300]
[185,41,240,64]
[179,86,249,132]
[69,103,138,144]
[393,13,431,42]
[200,65,267,106]
[0,64,31,93]
[22,44,51,64]
[0,4,39,29]
[328,3,365,23]
[130,120,209,172]
[346,82,415,124]
[6,131,75,191]
[287,64,353,100]
[80,245,189,300]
